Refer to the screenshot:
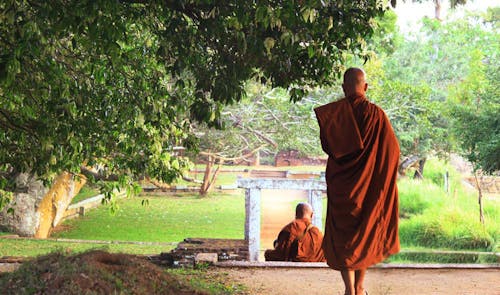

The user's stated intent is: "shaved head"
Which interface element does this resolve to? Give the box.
[342,67,368,97]
[295,202,313,219]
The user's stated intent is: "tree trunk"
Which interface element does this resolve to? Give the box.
[35,172,86,238]
[399,155,419,176]
[434,0,442,20]
[0,172,86,238]
[413,158,426,179]
[199,156,223,196]
[200,155,214,195]
[473,171,485,225]
[444,170,449,193]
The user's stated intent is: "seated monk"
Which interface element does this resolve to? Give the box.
[264,202,326,262]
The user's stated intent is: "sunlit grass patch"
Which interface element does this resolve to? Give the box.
[0,238,172,257]
[53,192,245,243]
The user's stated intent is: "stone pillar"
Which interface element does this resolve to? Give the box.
[245,187,261,262]
[308,190,323,230]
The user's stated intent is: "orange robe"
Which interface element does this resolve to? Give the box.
[314,95,400,270]
[264,218,326,262]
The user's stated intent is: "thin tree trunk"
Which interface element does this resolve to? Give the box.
[200,155,214,195]
[444,170,449,194]
[200,157,223,196]
[434,0,442,20]
[473,171,485,225]
[413,158,426,179]
[198,146,263,195]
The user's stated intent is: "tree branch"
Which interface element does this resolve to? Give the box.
[199,145,264,162]
[79,166,119,181]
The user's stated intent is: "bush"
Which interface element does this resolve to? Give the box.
[422,158,463,191]
[400,208,494,251]
[398,177,444,218]
[398,157,499,252]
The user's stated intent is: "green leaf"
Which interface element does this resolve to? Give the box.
[264,37,275,56]
[171,159,180,170]
[308,46,315,58]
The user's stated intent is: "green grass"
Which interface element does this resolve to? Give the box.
[387,250,499,264]
[398,158,499,252]
[52,192,245,242]
[0,238,173,257]
[71,185,100,204]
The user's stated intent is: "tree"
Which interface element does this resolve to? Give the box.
[370,8,499,176]
[408,0,468,20]
[0,1,391,236]
[449,35,499,224]
[186,84,331,195]
[450,46,500,174]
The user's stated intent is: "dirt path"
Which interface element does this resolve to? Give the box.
[215,267,500,295]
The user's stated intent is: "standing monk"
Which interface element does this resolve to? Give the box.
[314,68,400,295]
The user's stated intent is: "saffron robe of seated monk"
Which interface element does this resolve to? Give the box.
[314,95,400,270]
[264,218,326,262]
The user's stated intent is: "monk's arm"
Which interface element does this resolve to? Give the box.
[273,230,293,260]
[313,228,326,248]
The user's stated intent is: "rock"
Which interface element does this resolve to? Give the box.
[195,253,218,265]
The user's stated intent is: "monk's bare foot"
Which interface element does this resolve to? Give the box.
[356,288,366,295]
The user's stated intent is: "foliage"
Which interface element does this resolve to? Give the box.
[194,85,330,162]
[193,9,407,166]
[361,9,499,170]
[187,83,333,194]
[0,1,391,205]
[366,64,443,159]
[449,48,500,173]
[366,10,402,56]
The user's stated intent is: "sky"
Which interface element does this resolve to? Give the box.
[392,0,499,32]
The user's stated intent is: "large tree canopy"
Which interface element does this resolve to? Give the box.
[0,1,391,202]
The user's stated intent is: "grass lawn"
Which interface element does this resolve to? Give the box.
[0,238,173,257]
[53,192,245,243]
[70,185,100,204]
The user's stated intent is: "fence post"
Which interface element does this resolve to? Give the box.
[308,190,323,230]
[245,187,261,262]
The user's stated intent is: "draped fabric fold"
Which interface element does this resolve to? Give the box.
[264,218,326,262]
[314,95,400,270]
